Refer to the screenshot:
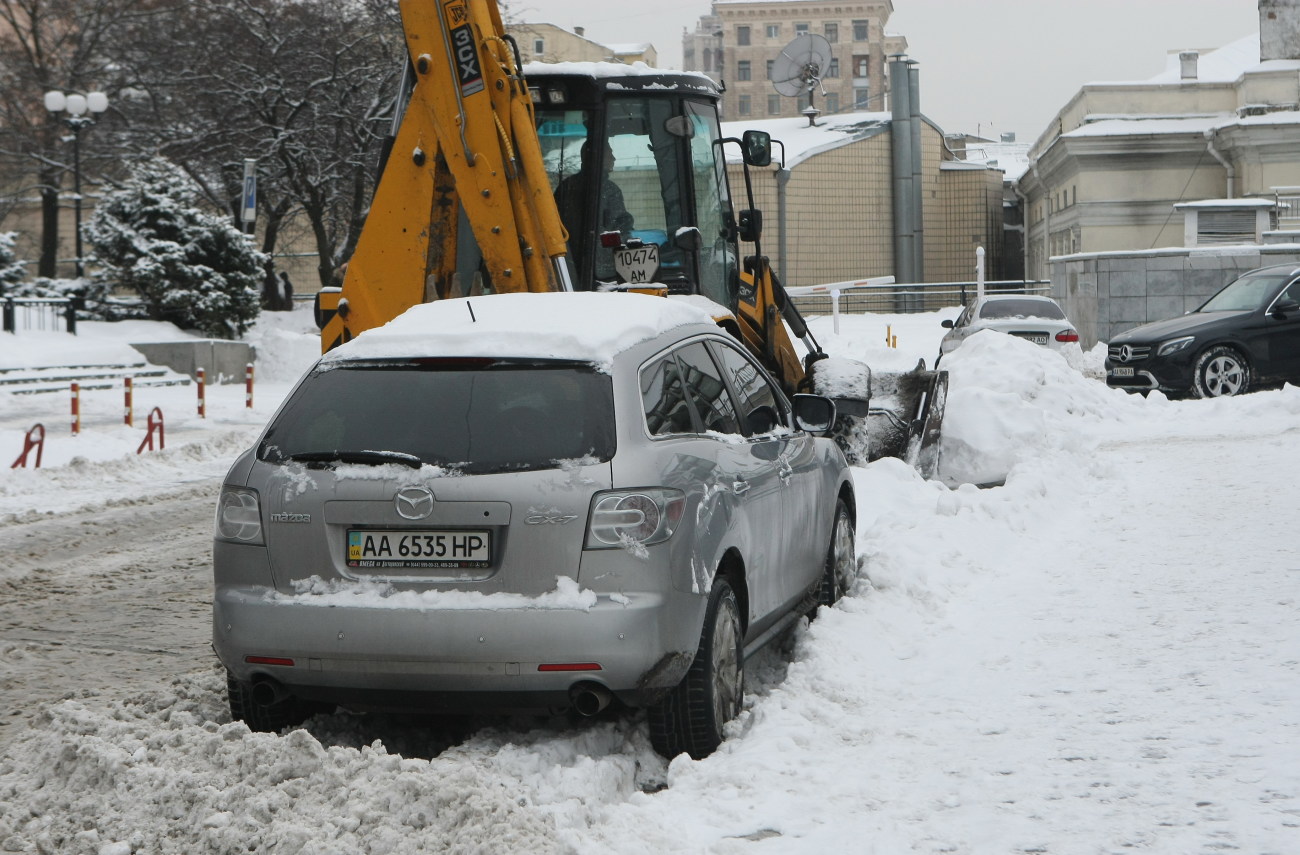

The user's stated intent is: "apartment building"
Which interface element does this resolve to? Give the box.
[684,0,906,120]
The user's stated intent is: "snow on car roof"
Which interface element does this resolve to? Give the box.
[322,291,721,370]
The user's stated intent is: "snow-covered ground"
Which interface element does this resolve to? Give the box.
[0,301,1297,854]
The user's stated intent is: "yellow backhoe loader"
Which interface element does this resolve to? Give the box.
[314,0,946,473]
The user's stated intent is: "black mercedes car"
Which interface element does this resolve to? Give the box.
[1106,263,1300,397]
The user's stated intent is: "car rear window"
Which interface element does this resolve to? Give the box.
[978,299,1065,320]
[259,359,615,474]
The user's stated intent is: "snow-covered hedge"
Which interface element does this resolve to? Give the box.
[84,159,267,338]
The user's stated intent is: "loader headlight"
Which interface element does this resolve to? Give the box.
[585,489,685,549]
[216,487,263,544]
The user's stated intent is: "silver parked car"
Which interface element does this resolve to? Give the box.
[938,294,1080,364]
[213,292,856,759]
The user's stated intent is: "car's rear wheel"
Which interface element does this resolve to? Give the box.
[226,671,318,733]
[647,579,743,760]
[1192,345,1250,398]
[815,499,856,610]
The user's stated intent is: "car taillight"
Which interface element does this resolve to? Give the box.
[216,487,263,544]
[585,488,685,549]
[1055,329,1079,343]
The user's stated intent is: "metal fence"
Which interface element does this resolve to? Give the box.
[787,279,1050,316]
[2,297,76,334]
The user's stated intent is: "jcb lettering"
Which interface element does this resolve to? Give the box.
[449,23,484,96]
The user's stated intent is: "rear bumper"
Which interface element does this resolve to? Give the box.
[213,585,703,711]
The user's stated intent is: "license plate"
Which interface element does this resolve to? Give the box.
[613,243,660,284]
[1014,333,1049,345]
[1112,367,1135,377]
[347,529,490,569]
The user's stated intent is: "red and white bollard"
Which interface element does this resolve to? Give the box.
[137,407,165,454]
[124,376,134,426]
[196,368,206,418]
[11,423,45,469]
[71,382,81,436]
[245,363,254,409]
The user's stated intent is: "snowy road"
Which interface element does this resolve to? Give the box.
[0,483,214,745]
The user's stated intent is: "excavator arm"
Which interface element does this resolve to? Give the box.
[319,0,569,350]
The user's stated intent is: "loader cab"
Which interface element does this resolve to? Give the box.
[527,67,738,308]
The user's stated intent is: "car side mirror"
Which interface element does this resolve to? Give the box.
[941,319,954,329]
[741,130,772,167]
[792,394,836,434]
[1272,298,1299,318]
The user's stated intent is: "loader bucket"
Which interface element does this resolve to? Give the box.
[810,357,947,480]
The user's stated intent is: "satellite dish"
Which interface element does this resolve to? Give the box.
[771,34,833,98]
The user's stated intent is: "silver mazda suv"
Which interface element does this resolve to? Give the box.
[213,291,856,759]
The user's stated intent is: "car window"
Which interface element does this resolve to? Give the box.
[707,341,788,436]
[675,342,742,435]
[1201,270,1293,312]
[978,299,1066,320]
[641,351,699,436]
[1279,279,1300,304]
[258,359,615,474]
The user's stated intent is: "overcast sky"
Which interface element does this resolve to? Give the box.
[509,0,1261,140]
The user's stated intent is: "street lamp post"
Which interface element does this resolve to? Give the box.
[44,90,109,279]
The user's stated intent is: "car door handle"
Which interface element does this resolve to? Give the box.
[732,480,751,495]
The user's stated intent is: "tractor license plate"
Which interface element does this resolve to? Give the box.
[347,529,491,569]
[614,244,660,284]
[1112,367,1135,377]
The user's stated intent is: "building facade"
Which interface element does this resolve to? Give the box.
[1019,2,1300,283]
[508,23,657,67]
[684,1,906,121]
[722,110,1005,289]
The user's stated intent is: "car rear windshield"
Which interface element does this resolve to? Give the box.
[1199,270,1293,313]
[258,359,615,474]
[978,299,1065,320]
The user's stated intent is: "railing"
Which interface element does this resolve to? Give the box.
[787,279,1050,317]
[2,297,77,334]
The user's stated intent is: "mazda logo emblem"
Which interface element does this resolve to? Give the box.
[395,486,435,520]
[1118,344,1133,363]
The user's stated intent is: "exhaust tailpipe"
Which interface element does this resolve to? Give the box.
[250,676,290,707]
[569,682,613,717]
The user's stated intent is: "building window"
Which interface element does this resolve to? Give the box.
[854,55,869,78]
[825,93,839,113]
[702,50,712,72]
[827,57,839,78]
[738,95,751,116]
[768,94,782,115]
[533,38,544,55]
[766,24,780,38]
[824,22,838,43]
[736,25,750,46]
[795,22,809,36]
[853,19,869,41]
[737,60,751,81]
[854,88,870,109]
[766,59,775,79]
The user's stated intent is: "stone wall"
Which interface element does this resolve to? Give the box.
[1050,246,1300,348]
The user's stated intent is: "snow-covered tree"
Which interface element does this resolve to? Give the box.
[0,231,24,294]
[84,158,266,338]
